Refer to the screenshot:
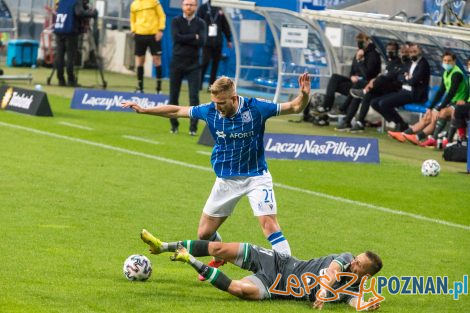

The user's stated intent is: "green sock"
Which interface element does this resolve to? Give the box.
[167,240,210,257]
[433,119,447,138]
[189,260,232,291]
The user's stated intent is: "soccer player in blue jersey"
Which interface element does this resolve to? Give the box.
[123,73,311,273]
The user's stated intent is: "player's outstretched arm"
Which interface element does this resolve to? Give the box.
[312,261,341,310]
[279,72,311,115]
[122,101,190,118]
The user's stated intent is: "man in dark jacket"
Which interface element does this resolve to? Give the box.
[344,42,409,132]
[169,0,206,135]
[313,33,381,124]
[371,43,431,132]
[54,0,97,86]
[197,0,232,91]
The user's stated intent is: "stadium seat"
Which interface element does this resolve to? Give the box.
[402,85,441,114]
[253,63,320,90]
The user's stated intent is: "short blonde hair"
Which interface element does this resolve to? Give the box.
[210,76,236,97]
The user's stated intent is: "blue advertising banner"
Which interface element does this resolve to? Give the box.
[264,133,380,163]
[71,89,169,112]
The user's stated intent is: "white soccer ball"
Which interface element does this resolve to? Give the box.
[421,159,440,177]
[123,254,152,281]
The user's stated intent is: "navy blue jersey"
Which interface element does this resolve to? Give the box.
[189,96,280,178]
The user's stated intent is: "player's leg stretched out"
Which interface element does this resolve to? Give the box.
[140,229,262,300]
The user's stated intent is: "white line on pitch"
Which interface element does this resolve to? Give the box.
[123,135,160,145]
[1,121,469,232]
[58,121,94,131]
[197,150,212,156]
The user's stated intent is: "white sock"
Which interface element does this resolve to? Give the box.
[267,231,291,256]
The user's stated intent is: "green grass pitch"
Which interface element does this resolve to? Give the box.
[0,68,469,312]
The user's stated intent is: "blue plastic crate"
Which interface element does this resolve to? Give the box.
[6,39,39,67]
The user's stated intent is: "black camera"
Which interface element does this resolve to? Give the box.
[78,0,96,34]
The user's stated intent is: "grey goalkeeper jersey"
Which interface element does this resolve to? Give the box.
[272,252,360,303]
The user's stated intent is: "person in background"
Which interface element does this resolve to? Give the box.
[343,41,406,133]
[197,0,232,92]
[53,0,97,87]
[313,32,381,130]
[449,57,470,144]
[370,43,430,132]
[130,0,166,93]
[169,0,206,135]
[388,52,468,148]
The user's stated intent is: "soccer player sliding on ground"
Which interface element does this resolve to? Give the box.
[140,229,383,311]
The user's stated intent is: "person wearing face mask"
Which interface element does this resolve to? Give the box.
[339,42,406,132]
[441,57,470,146]
[312,32,381,125]
[370,43,431,132]
[388,51,468,148]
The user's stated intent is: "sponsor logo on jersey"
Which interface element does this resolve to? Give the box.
[241,111,252,123]
[216,130,226,139]
[229,131,254,139]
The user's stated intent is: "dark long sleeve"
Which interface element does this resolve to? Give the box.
[74,1,95,18]
[171,18,200,46]
[350,43,381,81]
[356,51,381,81]
[171,15,206,62]
[406,59,430,87]
[220,12,232,42]
[198,20,207,47]
[433,72,464,110]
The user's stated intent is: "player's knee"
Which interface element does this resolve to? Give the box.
[229,281,261,300]
[197,230,212,240]
[228,282,251,299]
[209,241,224,255]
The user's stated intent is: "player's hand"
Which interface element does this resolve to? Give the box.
[366,297,381,311]
[155,31,163,41]
[312,289,326,310]
[312,299,324,310]
[122,101,145,113]
[356,49,364,61]
[298,72,311,97]
[350,75,359,83]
